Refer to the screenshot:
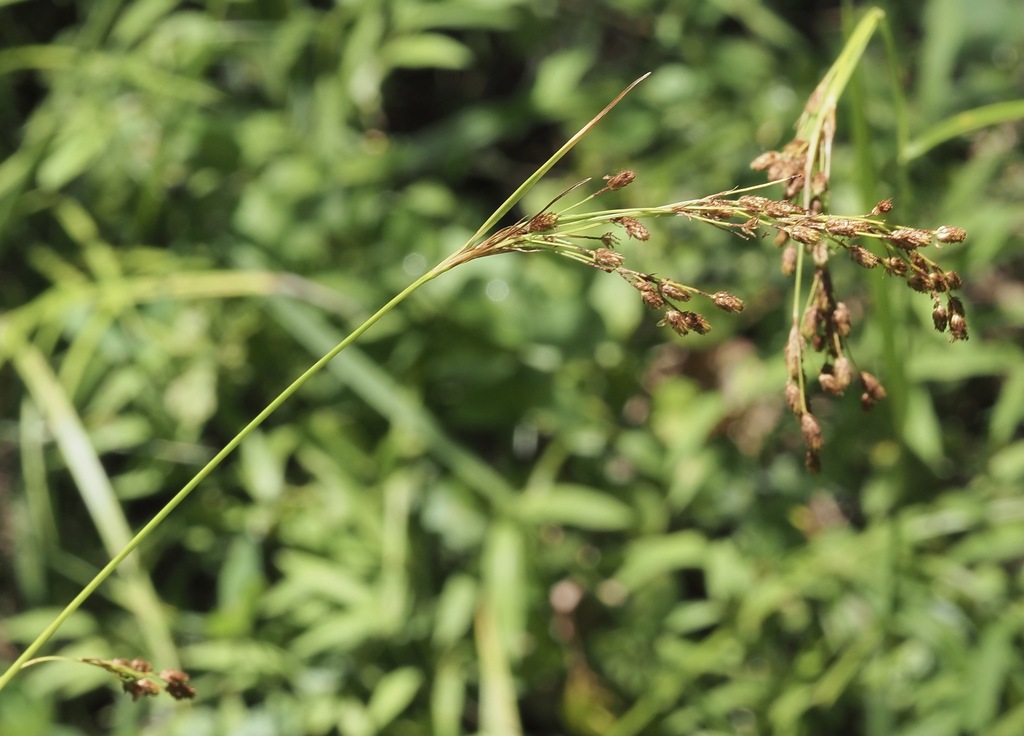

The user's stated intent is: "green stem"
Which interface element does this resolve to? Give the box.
[0,261,451,693]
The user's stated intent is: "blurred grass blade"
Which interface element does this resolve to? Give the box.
[10,340,177,666]
[432,653,468,736]
[475,600,522,736]
[902,100,1024,162]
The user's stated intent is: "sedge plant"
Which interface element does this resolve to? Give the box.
[0,8,971,701]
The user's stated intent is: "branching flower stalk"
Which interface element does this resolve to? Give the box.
[0,12,969,694]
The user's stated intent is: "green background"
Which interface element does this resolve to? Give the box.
[1,0,1022,734]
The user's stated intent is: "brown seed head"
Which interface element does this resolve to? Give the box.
[860,372,887,402]
[785,325,803,380]
[949,312,969,342]
[784,174,806,199]
[638,281,664,309]
[764,200,807,217]
[907,273,930,293]
[945,271,963,291]
[750,151,780,171]
[785,379,803,415]
[740,217,760,238]
[832,302,851,338]
[883,257,908,276]
[160,669,197,700]
[528,212,558,232]
[833,356,853,391]
[887,228,933,251]
[805,449,822,473]
[801,306,821,339]
[788,225,822,245]
[811,171,829,196]
[659,279,691,302]
[871,198,893,215]
[818,372,841,396]
[738,195,772,212]
[124,678,160,701]
[781,245,797,275]
[825,218,861,237]
[932,302,948,332]
[935,225,967,243]
[801,412,824,452]
[849,245,880,269]
[812,241,829,266]
[130,659,153,674]
[682,311,711,335]
[908,252,928,270]
[712,291,744,313]
[602,170,636,191]
[662,309,688,335]
[593,248,624,269]
[612,216,651,241]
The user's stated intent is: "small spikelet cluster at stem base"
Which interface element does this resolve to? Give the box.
[79,657,198,702]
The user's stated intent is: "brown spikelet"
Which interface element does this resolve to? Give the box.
[849,245,880,268]
[593,248,624,269]
[712,291,744,313]
[935,225,967,243]
[785,325,803,380]
[659,279,691,302]
[801,412,824,452]
[887,228,933,251]
[638,281,664,309]
[612,216,651,241]
[602,170,636,191]
[871,198,893,215]
[788,225,821,245]
[781,245,797,275]
[528,212,559,232]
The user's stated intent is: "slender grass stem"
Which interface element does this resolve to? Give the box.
[0,261,451,693]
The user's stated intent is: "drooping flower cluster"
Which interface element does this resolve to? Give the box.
[450,164,967,470]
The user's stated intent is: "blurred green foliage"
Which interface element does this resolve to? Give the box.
[1,0,1023,734]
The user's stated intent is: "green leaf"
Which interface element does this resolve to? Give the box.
[613,531,709,590]
[368,667,423,730]
[381,34,473,70]
[433,574,478,649]
[516,484,635,530]
[903,100,1024,161]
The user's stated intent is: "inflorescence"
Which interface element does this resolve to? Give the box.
[449,158,967,471]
